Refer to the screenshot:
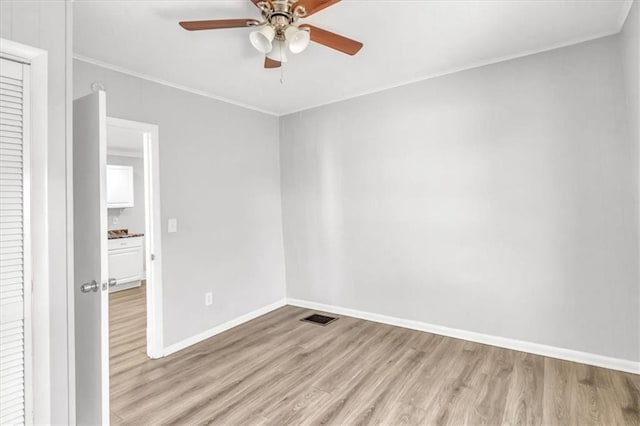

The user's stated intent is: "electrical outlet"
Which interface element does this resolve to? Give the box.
[204,292,213,306]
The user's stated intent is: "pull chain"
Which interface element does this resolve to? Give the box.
[280,42,285,84]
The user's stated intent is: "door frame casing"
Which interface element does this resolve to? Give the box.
[106,117,164,358]
[0,38,49,425]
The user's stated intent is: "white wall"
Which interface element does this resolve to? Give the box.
[621,2,639,306]
[107,155,146,233]
[280,34,639,362]
[74,60,287,347]
[1,1,71,424]
[622,1,639,150]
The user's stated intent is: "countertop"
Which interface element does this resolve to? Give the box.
[108,229,144,240]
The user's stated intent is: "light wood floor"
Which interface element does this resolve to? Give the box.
[109,285,639,425]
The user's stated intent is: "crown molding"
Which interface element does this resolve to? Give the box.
[617,0,634,30]
[72,54,279,117]
[278,29,622,116]
[75,25,623,118]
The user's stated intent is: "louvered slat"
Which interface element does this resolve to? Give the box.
[0,231,22,242]
[0,352,23,368]
[0,75,21,84]
[0,138,22,146]
[0,57,27,426]
[0,82,21,92]
[0,261,22,272]
[0,264,22,274]
[0,288,22,299]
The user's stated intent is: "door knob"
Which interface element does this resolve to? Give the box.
[108,278,117,287]
[80,280,99,293]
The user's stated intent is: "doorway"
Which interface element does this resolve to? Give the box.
[73,101,164,424]
[105,117,164,360]
[105,117,164,424]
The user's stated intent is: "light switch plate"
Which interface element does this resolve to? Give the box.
[205,292,213,306]
[112,217,119,225]
[168,218,178,233]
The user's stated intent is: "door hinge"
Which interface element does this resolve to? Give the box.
[151,253,156,261]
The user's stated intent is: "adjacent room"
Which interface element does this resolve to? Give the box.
[0,0,638,424]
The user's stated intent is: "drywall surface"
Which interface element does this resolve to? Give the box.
[74,60,286,347]
[107,155,146,234]
[621,4,640,343]
[280,34,639,362]
[622,1,639,150]
[1,1,71,424]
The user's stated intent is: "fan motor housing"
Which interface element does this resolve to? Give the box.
[270,12,292,29]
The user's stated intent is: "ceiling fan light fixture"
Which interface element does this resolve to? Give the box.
[266,40,288,63]
[179,0,364,70]
[249,25,275,54]
[285,25,310,54]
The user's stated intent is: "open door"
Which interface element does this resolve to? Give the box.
[73,91,110,425]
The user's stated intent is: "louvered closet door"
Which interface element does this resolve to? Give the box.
[0,57,31,426]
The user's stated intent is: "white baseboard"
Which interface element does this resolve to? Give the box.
[287,298,640,375]
[162,299,287,357]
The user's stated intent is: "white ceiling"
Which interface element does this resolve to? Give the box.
[74,0,632,116]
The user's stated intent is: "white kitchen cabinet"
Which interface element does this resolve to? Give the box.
[107,164,134,208]
[108,236,144,292]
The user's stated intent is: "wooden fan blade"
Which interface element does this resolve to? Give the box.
[264,57,281,68]
[300,24,363,56]
[293,0,340,17]
[179,19,259,31]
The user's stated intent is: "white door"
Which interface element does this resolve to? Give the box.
[0,57,32,426]
[73,91,109,425]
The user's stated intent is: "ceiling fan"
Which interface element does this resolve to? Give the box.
[179,0,363,69]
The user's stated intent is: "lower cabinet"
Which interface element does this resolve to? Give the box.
[108,236,144,292]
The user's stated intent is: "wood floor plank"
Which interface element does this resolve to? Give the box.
[574,364,612,426]
[422,342,494,425]
[613,372,640,425]
[344,347,425,425]
[542,358,580,426]
[249,327,386,421]
[304,329,417,425]
[500,352,544,426]
[468,346,515,425]
[109,286,640,425]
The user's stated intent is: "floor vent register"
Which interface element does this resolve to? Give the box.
[300,313,338,326]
